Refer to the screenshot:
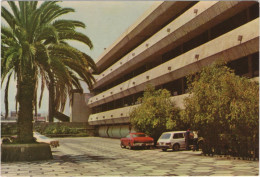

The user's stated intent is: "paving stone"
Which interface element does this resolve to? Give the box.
[134,166,157,170]
[1,137,259,176]
[174,165,195,169]
[192,172,214,176]
[167,173,187,176]
[127,172,149,176]
[149,172,173,176]
[232,171,259,176]
[106,171,128,175]
[194,167,213,170]
[150,169,172,173]
[211,174,234,176]
[170,169,190,173]
[192,169,213,173]
[232,166,254,170]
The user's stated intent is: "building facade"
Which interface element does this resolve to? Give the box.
[85,1,259,138]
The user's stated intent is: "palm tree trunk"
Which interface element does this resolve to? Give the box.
[49,81,55,122]
[17,70,35,143]
[47,69,55,122]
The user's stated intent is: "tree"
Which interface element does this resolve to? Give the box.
[1,2,96,143]
[37,35,96,122]
[181,63,259,156]
[31,4,96,122]
[130,86,181,141]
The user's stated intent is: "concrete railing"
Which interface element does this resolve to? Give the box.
[89,93,189,125]
[93,1,254,89]
[88,18,259,108]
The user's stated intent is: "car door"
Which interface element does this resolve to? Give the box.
[179,133,186,148]
[172,133,185,148]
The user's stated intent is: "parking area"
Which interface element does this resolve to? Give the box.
[1,137,259,176]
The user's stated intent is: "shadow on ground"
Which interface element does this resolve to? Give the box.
[52,154,116,164]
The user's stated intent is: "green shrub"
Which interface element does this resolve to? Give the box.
[44,125,56,134]
[130,85,182,141]
[181,63,259,158]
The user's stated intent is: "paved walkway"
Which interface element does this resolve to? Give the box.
[1,137,259,176]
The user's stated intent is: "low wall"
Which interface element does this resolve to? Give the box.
[2,143,53,162]
[98,124,136,138]
[1,122,96,137]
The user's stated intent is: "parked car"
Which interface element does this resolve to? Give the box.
[33,132,59,148]
[120,133,154,150]
[156,131,187,151]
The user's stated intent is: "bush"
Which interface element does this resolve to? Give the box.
[181,63,259,158]
[130,86,182,141]
[1,124,17,135]
[40,124,78,135]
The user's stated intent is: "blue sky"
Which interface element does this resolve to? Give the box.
[1,1,155,116]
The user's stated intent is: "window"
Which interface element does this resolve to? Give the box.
[173,133,184,139]
[160,133,171,139]
[132,134,146,138]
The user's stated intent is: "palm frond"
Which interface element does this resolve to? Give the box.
[29,1,38,11]
[59,31,93,49]
[36,25,59,44]
[1,6,16,29]
[7,1,20,22]
[82,52,97,72]
[45,7,75,24]
[52,19,85,31]
[18,1,27,26]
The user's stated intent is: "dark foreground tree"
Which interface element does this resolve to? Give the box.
[181,63,259,157]
[130,86,181,141]
[2,1,96,143]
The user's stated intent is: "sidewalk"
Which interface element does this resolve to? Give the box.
[1,137,259,176]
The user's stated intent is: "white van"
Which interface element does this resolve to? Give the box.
[156,131,187,151]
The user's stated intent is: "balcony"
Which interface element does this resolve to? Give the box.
[88,18,259,108]
[94,1,195,73]
[88,94,190,125]
[93,1,254,89]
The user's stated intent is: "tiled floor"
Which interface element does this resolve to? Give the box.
[1,137,259,176]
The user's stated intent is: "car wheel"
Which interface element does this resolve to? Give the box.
[120,143,126,148]
[129,143,133,150]
[162,149,167,152]
[198,141,203,149]
[173,144,180,151]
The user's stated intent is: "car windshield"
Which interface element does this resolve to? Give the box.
[132,134,146,137]
[160,133,171,139]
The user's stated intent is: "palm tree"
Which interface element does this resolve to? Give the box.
[35,19,97,122]
[2,1,96,143]
[38,44,96,122]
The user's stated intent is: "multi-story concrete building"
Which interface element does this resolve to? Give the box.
[83,1,259,138]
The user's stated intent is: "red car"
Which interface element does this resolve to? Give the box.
[120,133,154,150]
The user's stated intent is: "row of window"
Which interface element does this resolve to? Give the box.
[91,53,259,114]
[97,2,198,74]
[93,3,259,95]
